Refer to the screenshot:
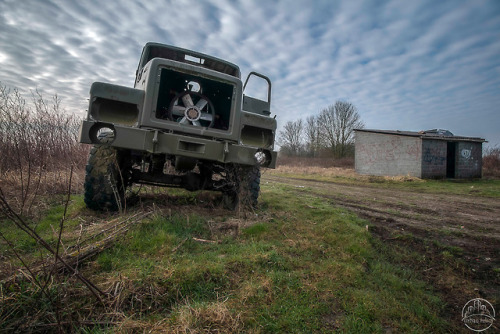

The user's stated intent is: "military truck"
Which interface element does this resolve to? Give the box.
[79,43,277,211]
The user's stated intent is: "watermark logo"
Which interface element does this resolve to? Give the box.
[462,298,496,332]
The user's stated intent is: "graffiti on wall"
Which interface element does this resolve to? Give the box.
[461,148,472,160]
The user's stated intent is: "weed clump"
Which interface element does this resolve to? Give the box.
[483,146,500,178]
[0,83,88,216]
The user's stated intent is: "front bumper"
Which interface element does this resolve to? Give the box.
[79,121,276,168]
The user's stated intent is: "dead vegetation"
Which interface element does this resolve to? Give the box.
[172,301,244,333]
[0,84,98,332]
[0,198,155,332]
[0,83,88,217]
[2,211,152,285]
[271,158,424,184]
[483,146,500,178]
[277,155,354,169]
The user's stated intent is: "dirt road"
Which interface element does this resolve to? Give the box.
[263,173,500,328]
[263,174,500,244]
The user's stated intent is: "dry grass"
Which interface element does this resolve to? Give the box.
[276,155,354,168]
[272,154,423,182]
[270,164,358,178]
[267,164,424,183]
[0,168,85,194]
[173,301,243,333]
[0,84,89,217]
[110,300,243,334]
[0,167,86,219]
[483,147,500,178]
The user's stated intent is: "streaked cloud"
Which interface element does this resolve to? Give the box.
[0,0,499,145]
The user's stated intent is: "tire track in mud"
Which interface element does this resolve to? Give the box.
[263,174,500,315]
[264,174,500,266]
[263,174,500,243]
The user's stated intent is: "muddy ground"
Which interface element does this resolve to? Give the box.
[263,173,500,332]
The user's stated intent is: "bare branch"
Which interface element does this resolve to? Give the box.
[278,119,304,156]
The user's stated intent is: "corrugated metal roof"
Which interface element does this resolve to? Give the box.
[354,129,486,142]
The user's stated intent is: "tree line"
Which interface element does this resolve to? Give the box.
[278,101,364,158]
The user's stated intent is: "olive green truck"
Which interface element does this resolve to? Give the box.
[79,43,277,211]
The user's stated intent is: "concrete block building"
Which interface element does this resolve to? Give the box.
[354,129,485,179]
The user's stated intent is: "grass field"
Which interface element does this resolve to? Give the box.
[268,165,500,197]
[1,167,498,333]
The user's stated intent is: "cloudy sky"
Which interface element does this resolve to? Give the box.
[1,0,499,147]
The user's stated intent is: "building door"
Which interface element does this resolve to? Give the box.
[446,142,456,178]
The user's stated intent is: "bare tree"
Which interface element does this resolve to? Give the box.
[278,119,303,156]
[277,100,363,158]
[305,115,321,157]
[334,101,364,157]
[317,105,337,154]
[317,101,363,158]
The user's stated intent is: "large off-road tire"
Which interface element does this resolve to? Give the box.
[222,164,261,210]
[84,144,131,211]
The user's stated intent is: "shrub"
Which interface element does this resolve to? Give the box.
[0,83,88,215]
[483,146,500,178]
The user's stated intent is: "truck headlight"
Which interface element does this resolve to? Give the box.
[254,149,272,167]
[89,123,116,144]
